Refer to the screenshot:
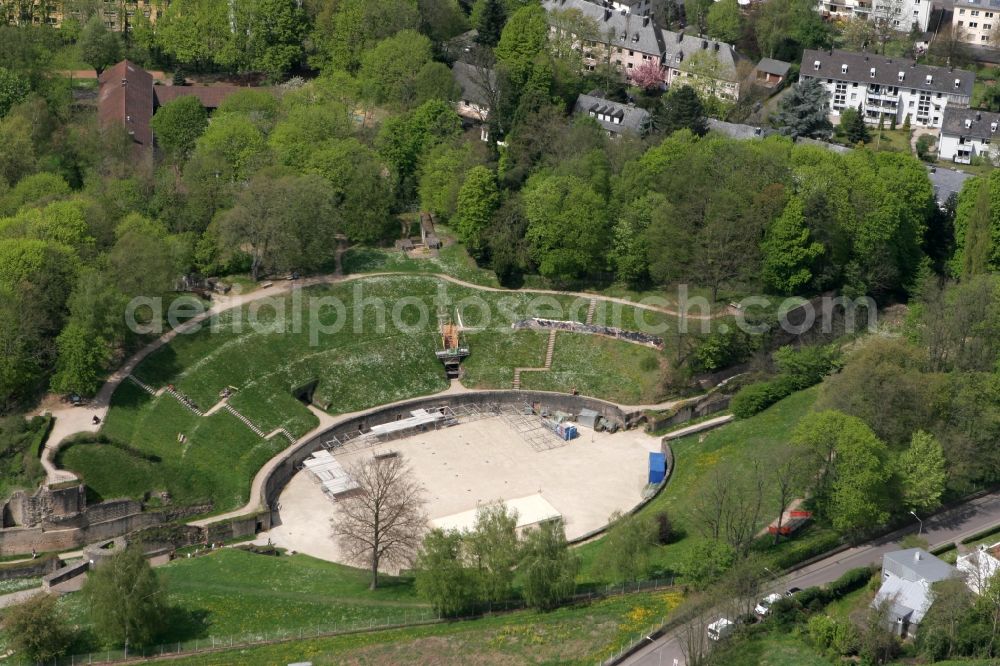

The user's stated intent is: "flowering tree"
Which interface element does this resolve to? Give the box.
[631,60,665,90]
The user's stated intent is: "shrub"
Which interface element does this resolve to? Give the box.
[730,375,798,418]
[694,327,756,373]
[826,566,873,600]
[916,134,936,162]
[640,355,659,372]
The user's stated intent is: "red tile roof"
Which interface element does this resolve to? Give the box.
[97,60,274,153]
[97,60,154,150]
[153,85,254,110]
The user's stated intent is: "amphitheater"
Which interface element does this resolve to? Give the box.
[256,391,665,567]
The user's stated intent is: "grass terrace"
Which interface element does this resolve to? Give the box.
[60,276,693,511]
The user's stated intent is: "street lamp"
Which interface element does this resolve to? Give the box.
[910,510,924,536]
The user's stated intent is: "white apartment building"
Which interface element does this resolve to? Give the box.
[938,107,1000,164]
[818,0,931,34]
[953,0,1000,46]
[800,49,974,129]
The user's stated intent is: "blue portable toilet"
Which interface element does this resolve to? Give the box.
[648,452,666,484]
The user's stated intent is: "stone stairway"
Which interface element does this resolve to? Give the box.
[127,375,156,396]
[544,329,557,365]
[165,387,204,417]
[224,404,267,438]
[585,298,597,325]
[512,330,558,391]
[128,374,294,443]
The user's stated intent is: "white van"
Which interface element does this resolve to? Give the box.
[706,617,735,641]
[754,593,783,617]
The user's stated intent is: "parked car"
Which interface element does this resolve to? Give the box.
[706,617,735,641]
[754,593,783,616]
[785,587,802,597]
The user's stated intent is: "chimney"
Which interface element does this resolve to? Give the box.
[120,78,127,87]
[977,111,982,121]
[642,15,649,26]
[914,551,922,561]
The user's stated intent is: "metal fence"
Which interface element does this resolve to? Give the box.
[41,578,678,666]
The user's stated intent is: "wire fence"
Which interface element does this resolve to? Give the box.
[40,578,678,666]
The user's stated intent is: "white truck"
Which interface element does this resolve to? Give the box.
[706,617,735,641]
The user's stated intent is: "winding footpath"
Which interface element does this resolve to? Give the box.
[38,270,728,486]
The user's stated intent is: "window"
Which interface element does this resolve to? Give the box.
[988,11,996,16]
[959,19,965,25]
[987,24,993,29]
[970,21,978,27]
[985,34,991,40]
[959,7,966,13]
[629,50,634,56]
[972,9,981,15]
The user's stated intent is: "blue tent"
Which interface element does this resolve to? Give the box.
[648,452,666,484]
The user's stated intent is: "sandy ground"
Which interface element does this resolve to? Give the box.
[265,418,662,566]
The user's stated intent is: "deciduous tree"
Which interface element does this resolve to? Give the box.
[334,454,427,589]
[519,518,578,610]
[150,95,208,162]
[3,592,73,662]
[83,547,166,650]
[898,430,947,513]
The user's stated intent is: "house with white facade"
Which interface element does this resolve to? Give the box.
[818,0,931,33]
[874,548,957,638]
[953,0,1000,45]
[939,106,1000,164]
[799,49,974,129]
[957,542,1000,594]
[541,0,744,99]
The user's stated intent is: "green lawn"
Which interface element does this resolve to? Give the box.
[710,632,834,666]
[519,333,665,405]
[576,386,823,583]
[60,276,687,511]
[54,549,429,650]
[58,382,284,510]
[134,588,682,666]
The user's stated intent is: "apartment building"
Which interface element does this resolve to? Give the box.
[952,0,1000,46]
[817,0,931,33]
[541,0,742,99]
[0,0,167,30]
[800,49,974,128]
[938,107,1000,164]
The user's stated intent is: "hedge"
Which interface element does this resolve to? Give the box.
[730,375,799,419]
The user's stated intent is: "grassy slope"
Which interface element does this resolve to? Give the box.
[62,276,679,509]
[147,589,682,666]
[576,386,822,582]
[55,549,429,649]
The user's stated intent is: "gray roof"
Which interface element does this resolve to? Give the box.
[451,61,495,109]
[802,49,975,97]
[661,30,740,81]
[884,549,956,584]
[706,118,776,139]
[927,166,973,205]
[954,0,1000,8]
[756,58,791,77]
[574,93,650,134]
[874,575,932,625]
[941,106,1000,141]
[542,0,665,58]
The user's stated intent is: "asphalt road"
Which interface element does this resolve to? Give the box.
[622,491,1000,666]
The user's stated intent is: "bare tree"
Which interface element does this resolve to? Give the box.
[871,0,906,54]
[677,597,720,666]
[333,454,427,589]
[690,459,766,556]
[770,445,813,544]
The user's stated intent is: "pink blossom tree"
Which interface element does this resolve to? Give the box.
[631,60,665,90]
